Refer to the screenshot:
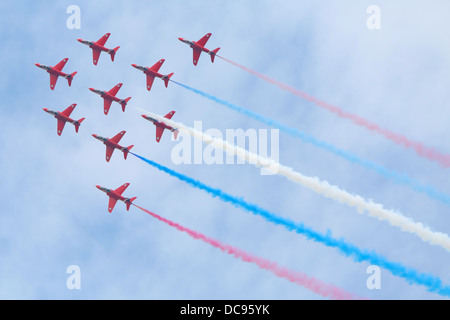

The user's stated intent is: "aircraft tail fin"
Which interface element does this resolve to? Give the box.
[74,117,85,133]
[67,71,77,86]
[123,145,134,160]
[210,48,220,63]
[126,197,137,211]
[164,73,174,88]
[109,46,120,62]
[121,97,131,112]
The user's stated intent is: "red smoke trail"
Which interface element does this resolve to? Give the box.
[217,55,450,168]
[134,204,364,300]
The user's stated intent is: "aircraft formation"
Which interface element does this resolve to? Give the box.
[37,32,219,213]
[36,31,450,300]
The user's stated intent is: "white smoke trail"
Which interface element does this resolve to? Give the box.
[136,107,450,252]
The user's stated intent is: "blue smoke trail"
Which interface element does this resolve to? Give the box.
[131,152,450,297]
[170,80,450,206]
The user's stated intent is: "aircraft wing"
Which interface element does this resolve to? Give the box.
[164,111,176,119]
[61,103,77,117]
[196,33,211,47]
[110,130,126,144]
[105,146,115,162]
[192,48,202,66]
[149,59,165,73]
[108,197,118,213]
[57,119,66,136]
[114,183,130,195]
[54,58,68,71]
[155,126,165,143]
[146,75,155,91]
[50,74,58,90]
[103,98,113,115]
[96,33,111,47]
[92,49,102,65]
[107,83,122,96]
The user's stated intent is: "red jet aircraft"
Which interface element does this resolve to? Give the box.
[178,33,220,66]
[89,83,131,115]
[35,58,77,90]
[96,183,137,213]
[131,59,174,91]
[77,33,120,65]
[43,103,85,136]
[142,111,179,143]
[92,130,134,162]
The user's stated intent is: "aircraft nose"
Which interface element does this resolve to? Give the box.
[42,108,48,112]
[89,88,95,91]
[141,114,147,119]
[92,134,97,138]
[95,185,101,189]
[77,39,83,42]
[178,37,184,42]
[35,63,40,67]
[131,64,137,68]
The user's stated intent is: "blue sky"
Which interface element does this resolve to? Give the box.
[0,0,449,299]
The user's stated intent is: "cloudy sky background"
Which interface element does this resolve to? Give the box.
[0,0,449,299]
